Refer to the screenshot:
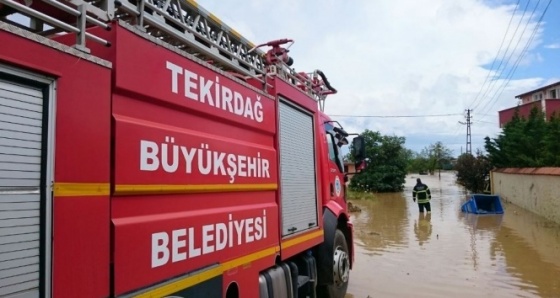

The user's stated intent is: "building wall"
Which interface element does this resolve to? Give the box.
[498,101,541,127]
[520,84,560,104]
[491,168,560,224]
[546,100,560,118]
[498,99,560,127]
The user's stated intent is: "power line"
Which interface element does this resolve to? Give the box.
[329,113,462,118]
[479,0,552,117]
[474,120,498,125]
[469,0,521,110]
[477,0,542,114]
[476,113,499,118]
[473,0,534,112]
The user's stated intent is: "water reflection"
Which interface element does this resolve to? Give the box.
[460,214,503,271]
[414,212,432,247]
[352,192,409,255]
[493,203,560,297]
[346,172,560,298]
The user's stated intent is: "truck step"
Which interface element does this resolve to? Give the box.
[294,254,318,298]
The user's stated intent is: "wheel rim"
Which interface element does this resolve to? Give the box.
[333,245,349,287]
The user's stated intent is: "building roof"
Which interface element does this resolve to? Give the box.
[515,81,560,98]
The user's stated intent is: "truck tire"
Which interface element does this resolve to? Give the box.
[318,229,349,298]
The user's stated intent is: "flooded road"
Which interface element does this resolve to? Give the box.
[345,172,560,298]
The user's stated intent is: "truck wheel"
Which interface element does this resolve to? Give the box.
[318,229,349,298]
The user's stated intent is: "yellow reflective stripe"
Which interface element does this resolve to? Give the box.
[222,246,279,271]
[53,183,110,197]
[208,12,221,25]
[183,0,251,46]
[185,0,198,8]
[230,29,241,39]
[115,183,278,195]
[134,246,279,298]
[135,266,223,298]
[282,230,324,249]
[54,183,278,196]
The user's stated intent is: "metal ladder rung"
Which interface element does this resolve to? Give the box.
[115,0,264,79]
[115,0,265,78]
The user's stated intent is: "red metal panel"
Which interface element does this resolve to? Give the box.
[221,256,279,298]
[112,196,279,295]
[317,114,332,208]
[53,196,109,295]
[0,29,111,297]
[269,76,328,258]
[112,112,277,188]
[113,25,275,135]
[95,23,282,294]
[280,230,324,260]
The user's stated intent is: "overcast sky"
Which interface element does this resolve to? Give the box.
[201,0,560,157]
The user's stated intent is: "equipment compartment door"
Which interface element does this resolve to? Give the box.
[0,66,54,297]
[278,99,318,237]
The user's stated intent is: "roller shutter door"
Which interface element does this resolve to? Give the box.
[279,100,318,237]
[0,78,43,297]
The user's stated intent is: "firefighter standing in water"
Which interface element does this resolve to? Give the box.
[413,178,432,213]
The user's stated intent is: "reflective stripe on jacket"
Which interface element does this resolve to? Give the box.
[413,184,431,204]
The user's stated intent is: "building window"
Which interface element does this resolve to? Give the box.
[532,92,543,101]
[549,89,557,99]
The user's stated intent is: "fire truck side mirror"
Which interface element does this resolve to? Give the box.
[352,136,366,162]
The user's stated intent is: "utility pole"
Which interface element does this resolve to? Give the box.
[459,109,472,155]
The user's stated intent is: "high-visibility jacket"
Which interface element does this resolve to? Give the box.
[413,183,431,204]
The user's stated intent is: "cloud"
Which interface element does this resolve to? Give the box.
[201,0,545,155]
[544,43,560,49]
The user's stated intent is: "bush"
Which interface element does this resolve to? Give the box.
[455,151,491,193]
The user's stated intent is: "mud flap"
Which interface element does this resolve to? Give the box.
[294,254,317,297]
[347,220,354,269]
[315,208,337,285]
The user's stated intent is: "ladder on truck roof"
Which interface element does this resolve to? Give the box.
[0,0,336,109]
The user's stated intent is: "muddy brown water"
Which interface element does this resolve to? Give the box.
[345,172,560,298]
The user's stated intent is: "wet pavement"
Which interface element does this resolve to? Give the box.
[345,172,560,298]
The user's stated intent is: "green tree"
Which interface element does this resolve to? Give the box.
[544,112,560,166]
[455,150,492,193]
[349,129,407,192]
[406,151,430,174]
[427,141,453,178]
[522,107,547,166]
[485,106,548,168]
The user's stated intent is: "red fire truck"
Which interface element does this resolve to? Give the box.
[0,0,366,297]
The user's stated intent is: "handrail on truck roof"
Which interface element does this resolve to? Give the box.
[0,0,336,110]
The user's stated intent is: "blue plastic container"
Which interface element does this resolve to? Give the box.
[461,194,504,214]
